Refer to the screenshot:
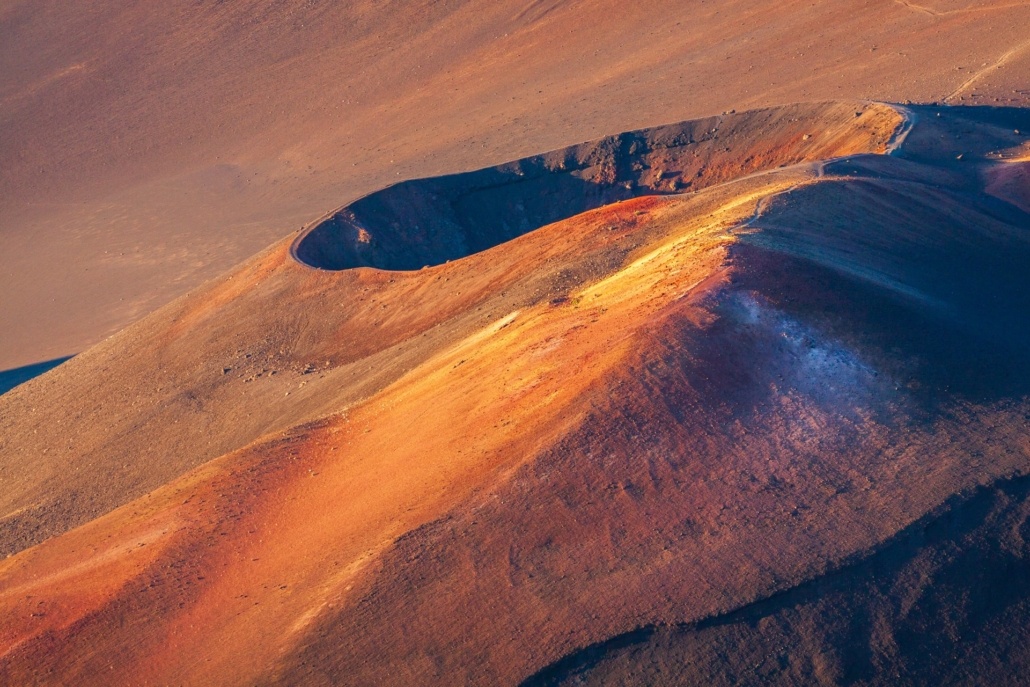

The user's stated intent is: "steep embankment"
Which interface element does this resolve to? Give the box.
[1,103,1029,685]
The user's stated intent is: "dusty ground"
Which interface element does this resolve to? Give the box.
[1,101,1029,685]
[2,2,1030,685]
[3,0,1030,370]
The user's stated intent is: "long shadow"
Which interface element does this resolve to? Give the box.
[0,356,73,396]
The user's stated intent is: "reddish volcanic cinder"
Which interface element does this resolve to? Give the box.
[2,2,1030,685]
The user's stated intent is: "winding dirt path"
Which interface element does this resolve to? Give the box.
[945,37,1030,103]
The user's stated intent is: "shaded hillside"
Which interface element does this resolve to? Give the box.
[522,475,1030,686]
[1,103,1029,685]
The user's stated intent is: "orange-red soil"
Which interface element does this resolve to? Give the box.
[1,101,1029,685]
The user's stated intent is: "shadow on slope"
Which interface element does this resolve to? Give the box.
[730,181,1030,404]
[898,104,1030,166]
[730,105,1030,403]
[0,357,73,396]
[521,473,1030,687]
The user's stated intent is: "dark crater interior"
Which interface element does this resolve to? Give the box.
[292,103,895,271]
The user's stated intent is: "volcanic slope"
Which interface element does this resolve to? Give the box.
[5,0,1030,371]
[0,102,901,556]
[1,102,1030,685]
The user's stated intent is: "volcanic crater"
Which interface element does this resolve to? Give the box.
[2,101,1030,687]
[292,102,903,271]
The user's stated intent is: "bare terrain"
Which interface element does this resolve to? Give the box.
[1,2,1030,686]
[3,0,1030,370]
